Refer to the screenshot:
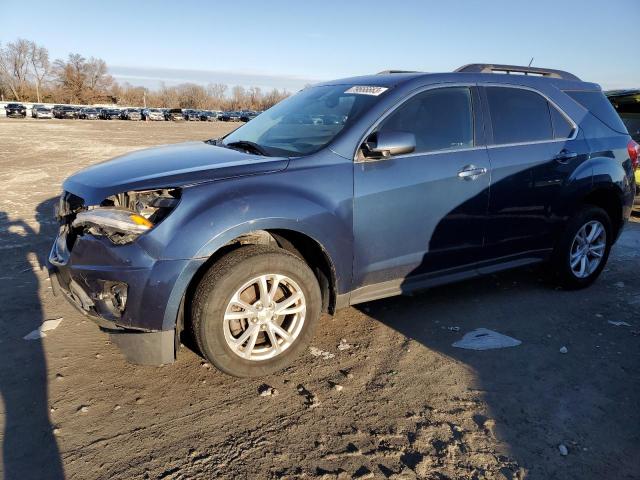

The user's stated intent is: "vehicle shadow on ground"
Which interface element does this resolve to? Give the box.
[0,198,64,479]
[359,240,639,479]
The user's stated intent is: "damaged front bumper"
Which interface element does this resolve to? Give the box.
[47,224,190,365]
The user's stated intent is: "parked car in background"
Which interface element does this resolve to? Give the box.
[32,106,53,119]
[5,103,27,118]
[166,108,185,121]
[51,105,64,117]
[48,64,637,377]
[200,110,220,121]
[182,109,200,121]
[221,111,242,121]
[607,89,640,197]
[240,110,260,122]
[121,109,142,121]
[100,108,121,120]
[142,108,165,121]
[607,90,640,143]
[54,105,78,119]
[31,104,44,117]
[78,108,99,120]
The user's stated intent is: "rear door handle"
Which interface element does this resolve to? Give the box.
[554,150,578,164]
[457,165,488,181]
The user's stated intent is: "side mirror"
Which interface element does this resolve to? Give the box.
[364,130,416,158]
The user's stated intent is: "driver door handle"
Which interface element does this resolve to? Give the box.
[457,165,488,181]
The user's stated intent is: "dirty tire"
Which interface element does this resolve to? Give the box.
[551,205,612,290]
[191,245,322,377]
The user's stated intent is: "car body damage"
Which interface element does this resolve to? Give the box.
[48,65,636,371]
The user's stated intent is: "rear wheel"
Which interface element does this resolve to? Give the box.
[191,245,321,377]
[551,206,612,289]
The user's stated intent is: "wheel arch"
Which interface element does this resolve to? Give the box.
[580,185,624,239]
[173,227,340,344]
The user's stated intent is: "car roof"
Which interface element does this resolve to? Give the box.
[316,69,599,91]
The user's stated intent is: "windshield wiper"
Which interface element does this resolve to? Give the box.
[224,140,270,156]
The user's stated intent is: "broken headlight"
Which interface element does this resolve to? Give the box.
[72,188,181,244]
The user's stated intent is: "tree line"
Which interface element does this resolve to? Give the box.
[0,38,290,110]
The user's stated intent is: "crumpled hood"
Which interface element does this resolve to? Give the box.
[63,141,289,205]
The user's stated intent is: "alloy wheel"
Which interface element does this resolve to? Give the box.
[223,274,306,361]
[569,220,606,278]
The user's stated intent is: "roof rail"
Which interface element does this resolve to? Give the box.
[455,63,580,81]
[376,70,421,75]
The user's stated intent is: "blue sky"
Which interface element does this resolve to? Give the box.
[2,0,638,91]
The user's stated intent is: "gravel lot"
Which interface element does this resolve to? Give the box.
[0,118,639,480]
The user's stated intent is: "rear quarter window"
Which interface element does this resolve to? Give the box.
[564,90,628,134]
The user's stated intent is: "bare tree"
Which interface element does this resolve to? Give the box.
[206,83,228,108]
[154,82,180,108]
[248,86,262,109]
[261,88,289,110]
[0,36,292,107]
[53,53,114,103]
[53,53,86,103]
[85,57,113,100]
[116,82,147,106]
[0,39,31,100]
[173,83,208,109]
[230,85,248,110]
[28,41,50,103]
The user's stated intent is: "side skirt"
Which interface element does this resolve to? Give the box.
[346,249,552,307]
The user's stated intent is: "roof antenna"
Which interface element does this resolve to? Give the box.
[528,57,534,67]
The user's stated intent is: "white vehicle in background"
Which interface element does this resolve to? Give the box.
[31,104,43,117]
[121,108,142,121]
[142,108,165,121]
[32,106,53,119]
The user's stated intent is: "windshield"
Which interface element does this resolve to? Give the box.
[221,84,386,156]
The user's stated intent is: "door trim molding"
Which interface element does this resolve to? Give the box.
[346,248,552,307]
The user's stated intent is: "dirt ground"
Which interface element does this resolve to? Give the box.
[0,117,639,480]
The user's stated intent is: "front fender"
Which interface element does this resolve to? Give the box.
[143,153,355,329]
[159,216,346,330]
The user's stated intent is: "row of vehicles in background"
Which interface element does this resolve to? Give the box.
[3,103,261,122]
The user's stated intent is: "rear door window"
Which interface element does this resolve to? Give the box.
[378,87,474,154]
[485,87,553,144]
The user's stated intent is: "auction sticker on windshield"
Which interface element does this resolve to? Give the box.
[344,86,388,96]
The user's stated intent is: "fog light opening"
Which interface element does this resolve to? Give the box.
[99,281,128,317]
[110,283,128,312]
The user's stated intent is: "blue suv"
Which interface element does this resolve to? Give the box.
[48,64,638,376]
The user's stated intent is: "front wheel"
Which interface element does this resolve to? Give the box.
[551,205,612,289]
[191,245,322,377]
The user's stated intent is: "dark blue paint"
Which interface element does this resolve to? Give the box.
[49,71,636,338]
